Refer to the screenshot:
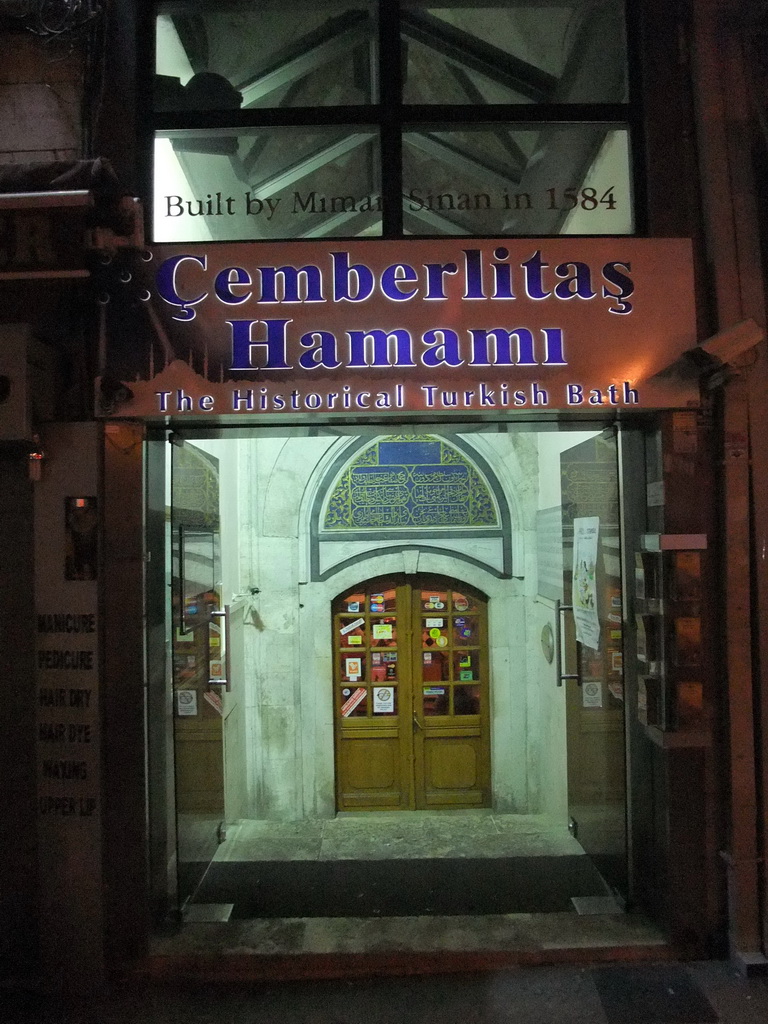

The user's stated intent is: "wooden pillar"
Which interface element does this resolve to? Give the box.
[691,0,768,970]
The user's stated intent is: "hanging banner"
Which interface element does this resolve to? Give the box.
[572,516,601,649]
[99,237,699,418]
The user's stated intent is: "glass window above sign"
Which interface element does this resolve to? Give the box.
[154,123,631,240]
[401,2,627,105]
[154,2,625,111]
[153,127,382,242]
[150,1,636,240]
[155,1,379,111]
[403,126,633,236]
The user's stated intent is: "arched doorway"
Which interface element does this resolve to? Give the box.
[332,575,491,811]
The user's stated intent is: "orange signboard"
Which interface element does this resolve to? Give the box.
[101,238,698,417]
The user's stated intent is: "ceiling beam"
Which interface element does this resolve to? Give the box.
[404,132,524,191]
[400,9,558,102]
[237,12,371,107]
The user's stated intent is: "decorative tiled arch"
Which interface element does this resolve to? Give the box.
[323,434,499,531]
[310,434,513,580]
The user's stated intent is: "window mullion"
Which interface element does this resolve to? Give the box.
[378,1,403,237]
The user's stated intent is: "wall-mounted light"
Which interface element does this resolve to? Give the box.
[28,435,45,481]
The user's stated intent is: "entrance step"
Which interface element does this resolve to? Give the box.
[141,911,673,983]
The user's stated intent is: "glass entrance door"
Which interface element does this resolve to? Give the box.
[333,576,491,810]
[560,430,627,899]
[171,442,224,905]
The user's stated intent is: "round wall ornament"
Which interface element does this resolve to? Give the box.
[541,622,555,664]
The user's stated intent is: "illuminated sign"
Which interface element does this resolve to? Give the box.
[100,238,698,416]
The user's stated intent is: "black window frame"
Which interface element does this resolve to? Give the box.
[142,1,646,240]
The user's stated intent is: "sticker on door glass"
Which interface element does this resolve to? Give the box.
[425,618,444,628]
[423,686,448,715]
[372,623,393,640]
[204,690,223,716]
[176,689,197,717]
[370,593,385,612]
[340,617,365,636]
[572,517,601,649]
[373,687,395,714]
[454,595,469,611]
[582,680,603,708]
[345,657,362,681]
[341,687,366,716]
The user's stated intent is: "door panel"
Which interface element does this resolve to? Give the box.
[333,576,490,811]
[413,585,489,808]
[223,599,248,825]
[339,733,403,806]
[560,432,627,898]
[334,581,412,810]
[171,442,224,903]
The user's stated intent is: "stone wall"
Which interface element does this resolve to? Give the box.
[218,429,586,823]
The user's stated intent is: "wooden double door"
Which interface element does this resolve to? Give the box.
[333,576,490,810]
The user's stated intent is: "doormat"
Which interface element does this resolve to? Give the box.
[591,965,719,1024]
[190,856,608,918]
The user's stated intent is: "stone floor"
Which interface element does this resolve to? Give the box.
[212,810,590,862]
[162,810,658,962]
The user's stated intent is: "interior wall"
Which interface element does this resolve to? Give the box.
[237,435,337,818]
[173,428,605,823]
[532,430,602,821]
[216,428,585,822]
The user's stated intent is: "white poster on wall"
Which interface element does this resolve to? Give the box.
[572,516,601,649]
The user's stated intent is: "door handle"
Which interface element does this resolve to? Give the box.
[412,713,423,731]
[555,599,580,687]
[210,607,232,692]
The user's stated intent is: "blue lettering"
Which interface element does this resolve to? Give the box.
[214,266,252,305]
[347,329,415,367]
[462,249,485,299]
[602,261,634,314]
[424,262,458,299]
[381,263,418,301]
[228,319,292,370]
[298,331,341,369]
[258,264,324,303]
[522,250,550,300]
[554,261,596,302]
[156,254,207,321]
[421,329,463,367]
[331,251,374,302]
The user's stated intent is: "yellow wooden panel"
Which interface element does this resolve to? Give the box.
[175,728,224,814]
[337,737,407,809]
[343,738,398,790]
[425,738,479,789]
